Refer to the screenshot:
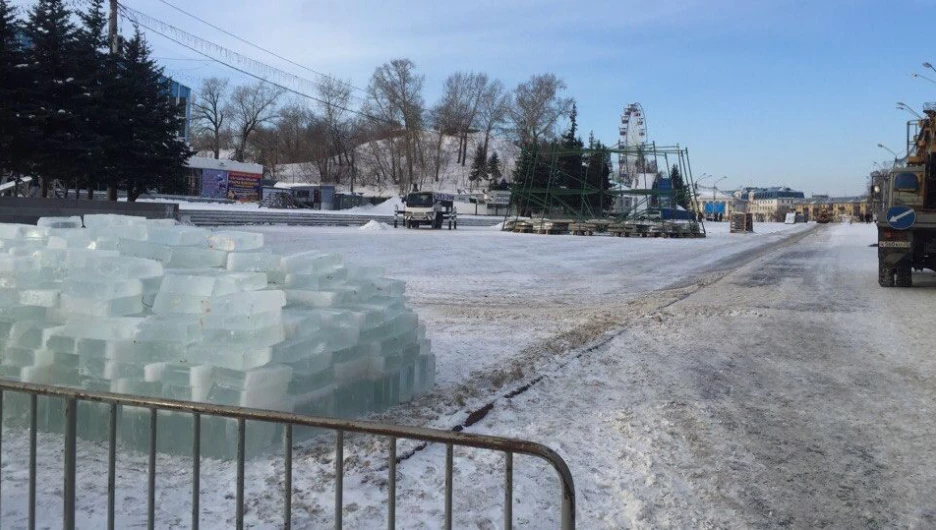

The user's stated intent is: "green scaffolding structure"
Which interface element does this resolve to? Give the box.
[507,142,706,236]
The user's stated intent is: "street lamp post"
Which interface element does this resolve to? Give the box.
[912,72,936,86]
[877,142,900,167]
[924,62,936,75]
[876,143,898,158]
[693,173,711,216]
[896,102,924,120]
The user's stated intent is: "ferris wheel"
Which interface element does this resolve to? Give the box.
[617,103,648,188]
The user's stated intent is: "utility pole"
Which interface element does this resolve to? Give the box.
[108,0,118,53]
[106,0,119,200]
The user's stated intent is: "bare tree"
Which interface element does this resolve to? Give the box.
[251,124,283,178]
[433,72,489,166]
[249,102,315,179]
[275,102,316,163]
[343,115,368,192]
[478,79,510,162]
[365,59,425,194]
[191,77,230,159]
[227,81,283,162]
[426,106,451,182]
[315,76,355,183]
[509,73,573,146]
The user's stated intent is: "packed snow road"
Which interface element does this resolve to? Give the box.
[253,222,936,528]
[445,222,936,528]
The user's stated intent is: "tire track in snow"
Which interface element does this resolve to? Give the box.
[391,225,824,464]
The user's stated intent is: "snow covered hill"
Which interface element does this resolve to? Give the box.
[272,132,520,198]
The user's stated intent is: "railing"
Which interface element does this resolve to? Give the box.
[0,380,575,529]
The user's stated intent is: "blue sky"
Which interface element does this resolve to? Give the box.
[14,0,936,196]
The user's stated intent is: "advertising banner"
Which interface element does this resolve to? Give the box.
[487,190,511,206]
[227,171,262,202]
[201,169,228,199]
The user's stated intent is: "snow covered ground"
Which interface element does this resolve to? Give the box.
[8,221,934,528]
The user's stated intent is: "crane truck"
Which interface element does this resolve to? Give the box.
[875,103,936,287]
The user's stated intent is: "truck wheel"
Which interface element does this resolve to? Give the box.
[878,261,895,287]
[896,267,913,287]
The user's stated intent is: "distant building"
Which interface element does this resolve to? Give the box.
[793,194,871,222]
[695,185,736,220]
[13,28,31,50]
[161,77,192,144]
[741,187,805,222]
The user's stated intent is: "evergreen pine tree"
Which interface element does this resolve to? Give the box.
[669,164,689,209]
[468,143,486,182]
[556,103,583,190]
[23,0,84,197]
[72,0,109,196]
[108,29,191,201]
[511,142,539,216]
[583,134,612,215]
[0,0,27,176]
[485,151,502,182]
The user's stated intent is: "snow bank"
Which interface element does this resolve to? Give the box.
[358,220,391,231]
[347,196,403,215]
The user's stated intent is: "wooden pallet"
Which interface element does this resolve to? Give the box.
[569,222,598,236]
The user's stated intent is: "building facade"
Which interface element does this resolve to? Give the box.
[792,195,872,222]
[695,186,737,220]
[738,187,805,222]
[162,77,192,144]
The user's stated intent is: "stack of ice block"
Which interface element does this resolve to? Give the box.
[0,216,434,457]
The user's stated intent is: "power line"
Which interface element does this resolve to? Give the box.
[117,5,373,109]
[154,0,368,96]
[117,4,391,126]
[119,3,370,110]
[153,56,215,61]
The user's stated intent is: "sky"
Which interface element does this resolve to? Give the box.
[12,0,936,196]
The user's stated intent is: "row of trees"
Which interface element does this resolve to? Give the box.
[191,61,578,195]
[0,0,191,200]
[511,104,614,215]
[2,1,587,199]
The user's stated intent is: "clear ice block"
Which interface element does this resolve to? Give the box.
[82,214,149,228]
[117,238,171,262]
[59,293,143,317]
[166,247,228,269]
[146,226,209,247]
[208,231,264,251]
[279,251,342,273]
[226,250,281,272]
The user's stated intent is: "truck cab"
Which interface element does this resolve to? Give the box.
[876,166,936,286]
[394,192,457,229]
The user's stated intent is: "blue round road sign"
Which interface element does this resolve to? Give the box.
[886,205,916,230]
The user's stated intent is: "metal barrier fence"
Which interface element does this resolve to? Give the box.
[180,209,503,228]
[0,380,575,530]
